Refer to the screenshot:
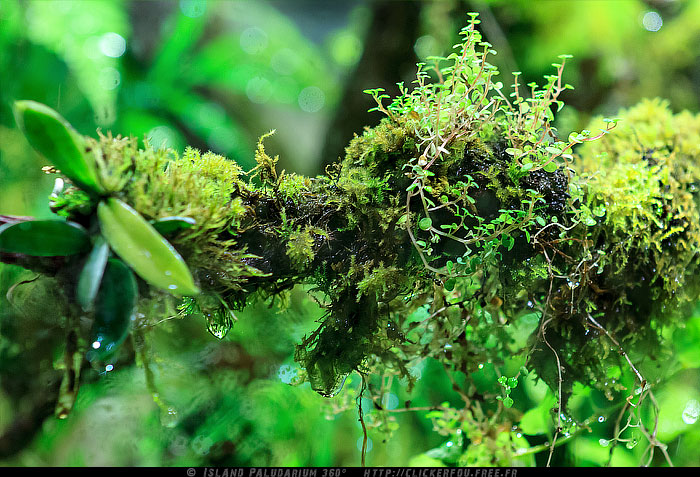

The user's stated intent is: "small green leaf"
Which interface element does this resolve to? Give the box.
[503,397,514,408]
[543,162,558,173]
[87,258,137,362]
[502,234,515,251]
[0,220,90,256]
[97,198,200,295]
[13,101,104,195]
[418,217,433,230]
[76,236,110,312]
[592,205,606,217]
[444,278,456,291]
[151,216,196,235]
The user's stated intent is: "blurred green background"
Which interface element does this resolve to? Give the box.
[1,0,700,467]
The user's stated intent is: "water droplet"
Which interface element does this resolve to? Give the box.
[625,439,638,449]
[168,284,178,290]
[478,363,484,369]
[682,399,700,425]
[164,270,172,276]
[105,364,114,372]
[446,441,454,447]
[598,416,606,423]
[309,372,348,398]
[205,311,234,339]
[160,406,179,428]
[599,438,610,447]
[92,340,101,349]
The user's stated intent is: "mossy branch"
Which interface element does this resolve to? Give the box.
[3,17,700,434]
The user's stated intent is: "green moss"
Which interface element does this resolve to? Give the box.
[577,98,700,315]
[286,227,316,271]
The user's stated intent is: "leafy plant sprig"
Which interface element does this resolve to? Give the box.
[3,101,201,373]
[365,13,618,284]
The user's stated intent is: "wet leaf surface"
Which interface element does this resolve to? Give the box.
[97,198,199,295]
[13,100,104,195]
[0,220,90,256]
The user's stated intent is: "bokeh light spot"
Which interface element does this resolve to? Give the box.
[98,67,121,90]
[180,0,206,18]
[414,35,439,59]
[357,437,373,452]
[207,126,237,152]
[642,11,663,32]
[270,48,300,76]
[381,393,399,410]
[329,31,362,67]
[147,125,177,150]
[240,27,268,55]
[298,86,325,113]
[99,32,126,58]
[682,399,699,425]
[246,76,273,104]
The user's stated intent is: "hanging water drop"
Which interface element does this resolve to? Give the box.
[206,310,234,339]
[160,406,179,428]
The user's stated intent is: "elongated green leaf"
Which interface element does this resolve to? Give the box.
[87,258,137,362]
[97,198,200,295]
[13,100,104,195]
[76,236,110,311]
[0,220,90,256]
[151,216,196,235]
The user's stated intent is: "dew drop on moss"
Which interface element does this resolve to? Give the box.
[205,311,233,340]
